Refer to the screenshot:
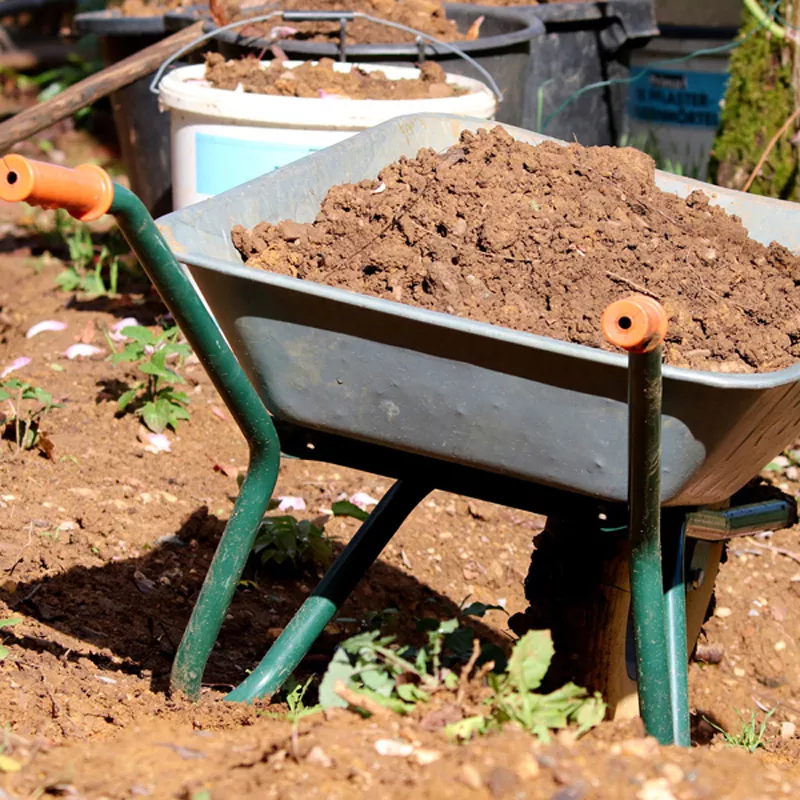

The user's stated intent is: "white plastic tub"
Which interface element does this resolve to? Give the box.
[159,61,497,208]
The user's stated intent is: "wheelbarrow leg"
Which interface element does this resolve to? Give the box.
[170,453,279,698]
[226,479,430,702]
[108,187,285,699]
[662,514,691,747]
[603,295,676,744]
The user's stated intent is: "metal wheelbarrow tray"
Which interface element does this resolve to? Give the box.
[158,113,800,508]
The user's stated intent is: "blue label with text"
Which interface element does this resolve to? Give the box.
[195,133,320,195]
[627,67,729,128]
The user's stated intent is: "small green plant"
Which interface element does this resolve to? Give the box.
[53,210,122,295]
[284,675,322,722]
[108,325,191,433]
[706,707,776,752]
[16,53,103,121]
[0,379,59,452]
[319,621,605,743]
[318,605,507,715]
[254,500,369,570]
[446,630,606,743]
[0,618,21,660]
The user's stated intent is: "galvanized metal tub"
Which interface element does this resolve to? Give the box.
[157,113,800,507]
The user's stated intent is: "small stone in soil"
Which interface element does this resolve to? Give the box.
[487,767,520,798]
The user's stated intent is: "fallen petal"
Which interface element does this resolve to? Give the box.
[64,344,103,359]
[138,430,171,454]
[350,492,378,509]
[278,496,306,512]
[270,25,298,38]
[109,317,140,342]
[375,739,414,757]
[26,320,67,339]
[211,406,227,421]
[0,356,31,378]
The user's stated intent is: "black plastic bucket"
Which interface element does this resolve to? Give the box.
[73,11,175,215]
[164,5,545,126]
[520,0,658,146]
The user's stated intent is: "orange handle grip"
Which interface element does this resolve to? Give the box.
[602,294,668,354]
[0,154,114,222]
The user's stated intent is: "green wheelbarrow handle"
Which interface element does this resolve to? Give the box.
[0,155,281,701]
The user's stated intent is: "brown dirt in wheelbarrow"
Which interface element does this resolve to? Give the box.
[204,54,463,99]
[233,126,800,374]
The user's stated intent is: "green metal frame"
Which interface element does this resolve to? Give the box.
[105,184,795,743]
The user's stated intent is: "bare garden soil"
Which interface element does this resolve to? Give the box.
[204,55,461,99]
[1,127,800,798]
[234,127,800,374]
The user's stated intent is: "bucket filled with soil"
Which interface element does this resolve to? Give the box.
[158,55,496,208]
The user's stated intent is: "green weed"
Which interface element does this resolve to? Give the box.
[15,54,103,122]
[254,500,369,570]
[707,707,776,752]
[447,630,606,743]
[53,210,123,295]
[0,618,21,660]
[319,617,604,743]
[0,379,59,453]
[107,325,191,433]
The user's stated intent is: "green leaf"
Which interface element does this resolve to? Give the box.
[0,390,10,401]
[360,666,396,697]
[0,617,20,630]
[121,325,155,345]
[331,500,369,522]
[169,405,191,422]
[318,648,359,709]
[142,400,170,433]
[139,361,173,380]
[571,693,606,735]
[396,682,429,704]
[55,269,81,292]
[506,630,555,693]
[445,715,488,741]
[32,388,52,406]
[117,388,138,411]
[461,602,506,619]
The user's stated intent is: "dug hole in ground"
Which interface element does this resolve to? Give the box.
[1,133,800,800]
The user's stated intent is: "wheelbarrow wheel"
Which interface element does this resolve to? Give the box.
[508,514,723,720]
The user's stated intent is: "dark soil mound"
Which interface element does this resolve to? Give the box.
[228,0,463,45]
[232,126,800,374]
[204,55,462,99]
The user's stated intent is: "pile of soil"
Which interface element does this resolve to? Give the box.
[115,0,189,17]
[226,0,463,46]
[233,126,800,374]
[204,54,462,99]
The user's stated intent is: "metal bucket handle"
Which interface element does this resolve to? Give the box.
[148,10,504,101]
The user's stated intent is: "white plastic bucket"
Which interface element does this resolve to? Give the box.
[624,31,732,180]
[159,61,497,208]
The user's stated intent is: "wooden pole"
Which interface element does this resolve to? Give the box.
[0,21,205,152]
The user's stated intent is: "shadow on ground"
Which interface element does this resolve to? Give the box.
[0,506,511,697]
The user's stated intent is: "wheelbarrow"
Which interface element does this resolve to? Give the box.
[2,114,798,748]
